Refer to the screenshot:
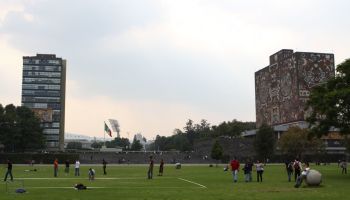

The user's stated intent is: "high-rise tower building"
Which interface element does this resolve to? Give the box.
[255,49,335,128]
[21,54,66,150]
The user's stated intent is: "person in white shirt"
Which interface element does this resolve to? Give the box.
[294,162,310,188]
[75,160,80,176]
[255,160,264,182]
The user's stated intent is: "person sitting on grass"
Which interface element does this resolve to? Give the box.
[294,162,310,188]
[88,168,95,181]
[74,183,87,190]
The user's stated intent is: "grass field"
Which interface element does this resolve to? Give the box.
[0,163,349,200]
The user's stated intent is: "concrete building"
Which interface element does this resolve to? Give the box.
[21,54,66,151]
[249,49,345,154]
[255,49,335,128]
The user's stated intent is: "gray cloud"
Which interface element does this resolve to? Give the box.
[1,0,350,128]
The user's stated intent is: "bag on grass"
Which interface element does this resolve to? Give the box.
[15,188,26,193]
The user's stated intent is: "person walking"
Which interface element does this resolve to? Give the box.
[286,161,294,182]
[158,159,164,176]
[54,158,59,177]
[75,160,80,176]
[102,159,107,175]
[4,159,13,182]
[293,159,302,181]
[230,157,240,182]
[148,156,154,179]
[256,160,264,182]
[341,160,347,174]
[65,160,70,175]
[243,160,253,182]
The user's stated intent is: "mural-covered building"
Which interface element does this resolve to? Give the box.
[255,49,335,128]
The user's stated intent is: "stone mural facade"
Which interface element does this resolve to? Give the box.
[255,49,335,127]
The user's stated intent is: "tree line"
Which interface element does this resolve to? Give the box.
[148,119,256,152]
[89,135,143,151]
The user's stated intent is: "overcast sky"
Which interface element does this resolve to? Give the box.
[1,0,349,140]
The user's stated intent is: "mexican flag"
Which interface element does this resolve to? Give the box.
[104,122,112,137]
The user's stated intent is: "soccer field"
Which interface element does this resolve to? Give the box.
[1,164,349,200]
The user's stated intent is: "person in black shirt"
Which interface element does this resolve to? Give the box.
[4,159,13,181]
[148,156,154,179]
[158,159,164,176]
[65,160,70,175]
[102,159,107,175]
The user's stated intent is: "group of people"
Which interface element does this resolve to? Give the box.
[229,157,319,188]
[53,158,106,180]
[229,157,264,183]
[147,156,164,179]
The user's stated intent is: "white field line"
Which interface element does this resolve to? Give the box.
[177,178,207,189]
[15,177,146,180]
[26,186,197,189]
[26,186,110,189]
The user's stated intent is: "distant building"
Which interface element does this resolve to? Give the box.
[255,49,335,128]
[21,54,66,151]
[64,133,113,150]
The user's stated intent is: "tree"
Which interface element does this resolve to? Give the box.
[212,120,256,138]
[0,104,45,152]
[67,142,83,149]
[211,140,223,164]
[173,133,191,151]
[130,136,143,151]
[278,127,324,158]
[106,137,130,149]
[91,141,103,149]
[254,124,275,160]
[307,59,350,136]
[16,106,45,151]
[184,119,198,147]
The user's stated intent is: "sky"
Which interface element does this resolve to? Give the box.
[1,0,350,140]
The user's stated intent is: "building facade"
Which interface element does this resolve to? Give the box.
[255,49,335,128]
[21,54,66,150]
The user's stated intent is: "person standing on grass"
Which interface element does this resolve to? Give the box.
[4,159,13,182]
[158,159,164,176]
[230,157,240,182]
[88,168,95,181]
[285,161,294,182]
[103,159,107,175]
[65,160,70,175]
[54,158,59,177]
[75,160,80,176]
[243,160,253,182]
[148,156,154,179]
[293,159,302,181]
[256,160,264,182]
[340,160,347,174]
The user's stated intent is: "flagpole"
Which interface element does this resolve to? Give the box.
[104,121,106,147]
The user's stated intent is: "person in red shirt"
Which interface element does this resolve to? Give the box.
[54,159,59,177]
[230,157,240,182]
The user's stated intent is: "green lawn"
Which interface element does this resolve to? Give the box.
[0,163,349,200]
